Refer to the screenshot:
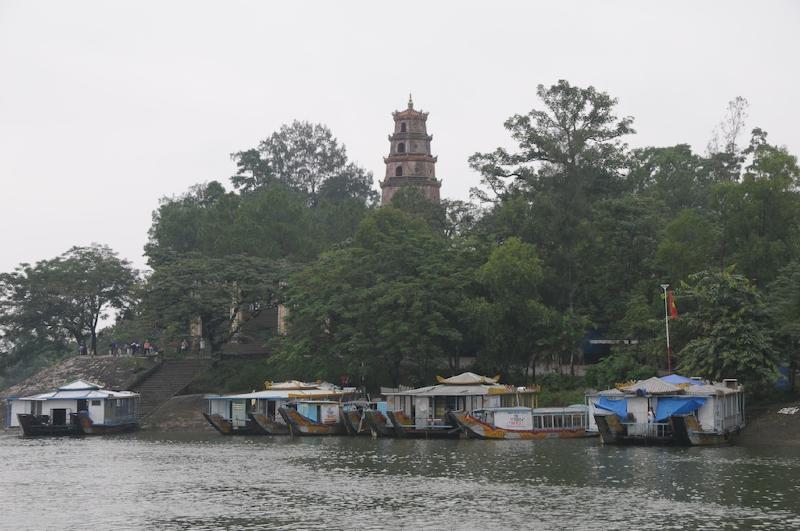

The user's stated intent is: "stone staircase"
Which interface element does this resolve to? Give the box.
[132,359,209,419]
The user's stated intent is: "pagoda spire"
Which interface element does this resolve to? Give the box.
[380,97,442,205]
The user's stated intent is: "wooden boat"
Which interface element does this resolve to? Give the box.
[204,380,357,436]
[279,401,346,436]
[381,372,540,438]
[248,412,290,435]
[16,413,80,437]
[340,401,388,436]
[363,409,394,437]
[74,410,138,435]
[448,406,595,440]
[8,380,139,437]
[202,412,260,435]
[385,410,461,439]
[588,375,746,446]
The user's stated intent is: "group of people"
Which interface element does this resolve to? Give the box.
[108,340,157,357]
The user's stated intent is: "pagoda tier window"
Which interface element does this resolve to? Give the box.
[395,166,403,176]
[400,122,407,132]
[397,142,405,153]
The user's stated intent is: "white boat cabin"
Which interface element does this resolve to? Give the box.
[205,381,356,428]
[384,372,539,427]
[5,380,139,428]
[473,405,589,431]
[587,375,745,436]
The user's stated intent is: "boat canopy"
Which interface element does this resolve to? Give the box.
[660,374,703,386]
[655,397,706,422]
[10,380,139,401]
[594,396,628,418]
[435,372,500,385]
[620,377,681,395]
[206,386,356,401]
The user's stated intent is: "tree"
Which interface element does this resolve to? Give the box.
[278,208,471,387]
[469,80,635,316]
[471,237,556,381]
[142,254,291,353]
[676,269,779,390]
[0,244,138,355]
[230,121,377,206]
[768,261,800,392]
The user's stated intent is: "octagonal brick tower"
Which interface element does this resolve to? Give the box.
[380,95,442,205]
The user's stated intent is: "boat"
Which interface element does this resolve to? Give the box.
[587,375,746,446]
[7,380,139,437]
[363,408,394,437]
[204,380,356,436]
[448,405,594,440]
[380,372,540,439]
[340,401,385,436]
[279,400,346,436]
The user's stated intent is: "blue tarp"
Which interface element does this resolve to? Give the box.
[594,396,628,418]
[660,374,702,386]
[655,397,706,422]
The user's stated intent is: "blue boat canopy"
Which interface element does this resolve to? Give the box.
[659,374,702,386]
[655,397,706,422]
[594,396,628,418]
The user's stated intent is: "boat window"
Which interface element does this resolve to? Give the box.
[91,400,101,406]
[543,415,552,429]
[533,415,542,429]
[554,415,563,428]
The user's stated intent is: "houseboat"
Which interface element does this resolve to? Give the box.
[381,372,539,439]
[204,380,354,435]
[6,380,139,436]
[587,374,746,446]
[448,404,593,440]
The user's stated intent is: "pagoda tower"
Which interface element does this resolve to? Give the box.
[380,95,441,205]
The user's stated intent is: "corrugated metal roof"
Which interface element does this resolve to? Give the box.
[435,372,500,385]
[384,383,515,397]
[620,377,682,395]
[17,388,139,401]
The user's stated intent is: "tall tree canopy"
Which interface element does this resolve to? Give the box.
[0,244,138,355]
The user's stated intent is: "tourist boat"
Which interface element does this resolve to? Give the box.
[204,380,355,436]
[340,401,388,436]
[363,408,394,437]
[279,400,346,436]
[587,374,746,446]
[7,380,139,436]
[448,405,594,440]
[380,372,540,439]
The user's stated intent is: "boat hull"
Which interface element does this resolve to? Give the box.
[278,407,344,436]
[594,414,705,446]
[341,409,370,436]
[203,412,259,435]
[248,412,290,435]
[75,411,138,435]
[385,411,461,439]
[684,415,739,446]
[363,409,394,437]
[449,411,595,440]
[17,414,80,437]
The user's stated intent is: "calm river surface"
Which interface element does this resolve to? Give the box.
[1,431,799,530]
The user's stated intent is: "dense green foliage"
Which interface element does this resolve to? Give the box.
[2,82,799,395]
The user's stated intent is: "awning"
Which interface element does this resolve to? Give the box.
[594,397,628,418]
[655,397,706,422]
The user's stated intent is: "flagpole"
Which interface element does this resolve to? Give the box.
[660,283,671,374]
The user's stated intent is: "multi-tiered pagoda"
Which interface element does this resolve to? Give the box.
[380,96,442,205]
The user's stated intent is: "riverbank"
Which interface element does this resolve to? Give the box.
[738,401,800,447]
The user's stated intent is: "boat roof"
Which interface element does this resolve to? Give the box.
[11,380,139,401]
[590,374,743,398]
[384,383,518,397]
[206,387,357,401]
[435,372,500,385]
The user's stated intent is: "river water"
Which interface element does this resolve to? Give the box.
[1,432,799,530]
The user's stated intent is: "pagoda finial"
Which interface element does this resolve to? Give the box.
[408,93,414,109]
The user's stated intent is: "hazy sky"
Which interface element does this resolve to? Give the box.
[1,1,798,274]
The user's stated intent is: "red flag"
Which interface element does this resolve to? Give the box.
[668,291,678,319]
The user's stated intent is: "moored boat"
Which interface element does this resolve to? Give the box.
[380,372,540,439]
[204,380,356,436]
[448,405,594,440]
[279,400,346,436]
[363,408,394,437]
[587,374,746,446]
[7,380,139,437]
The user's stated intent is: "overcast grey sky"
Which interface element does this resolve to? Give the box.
[1,1,798,274]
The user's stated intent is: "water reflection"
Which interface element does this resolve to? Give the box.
[1,432,799,530]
